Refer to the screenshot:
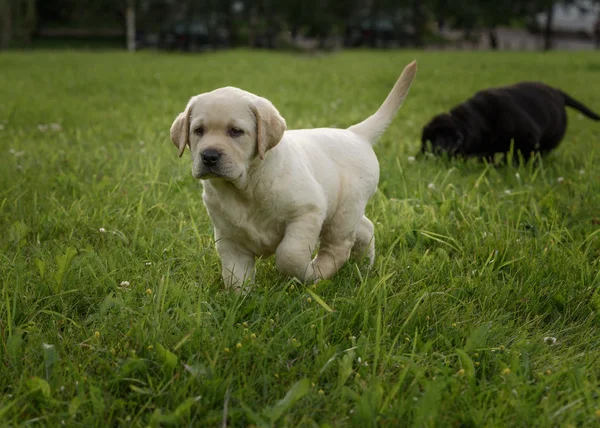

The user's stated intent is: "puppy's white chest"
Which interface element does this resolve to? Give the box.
[203,188,284,256]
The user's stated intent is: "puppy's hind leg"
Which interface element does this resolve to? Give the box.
[311,232,355,282]
[309,210,367,282]
[350,215,375,268]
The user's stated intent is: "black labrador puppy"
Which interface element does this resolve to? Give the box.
[421,82,600,160]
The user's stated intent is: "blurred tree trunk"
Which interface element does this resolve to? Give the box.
[0,0,11,50]
[543,3,554,51]
[248,5,257,47]
[226,1,238,47]
[126,0,136,52]
[22,0,36,46]
[488,27,498,49]
[412,0,425,47]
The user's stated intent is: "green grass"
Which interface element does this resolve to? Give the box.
[1,49,600,427]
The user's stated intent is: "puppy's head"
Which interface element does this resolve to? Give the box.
[170,87,286,182]
[420,114,464,156]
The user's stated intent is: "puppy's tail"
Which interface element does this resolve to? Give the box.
[348,60,417,145]
[561,91,600,120]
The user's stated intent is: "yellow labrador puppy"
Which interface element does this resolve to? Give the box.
[170,61,417,289]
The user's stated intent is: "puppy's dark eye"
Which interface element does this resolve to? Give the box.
[228,127,243,138]
[194,126,204,137]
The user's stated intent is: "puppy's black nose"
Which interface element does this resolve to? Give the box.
[201,149,221,166]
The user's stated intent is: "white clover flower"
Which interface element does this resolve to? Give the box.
[427,183,435,190]
[50,123,62,131]
[543,336,557,346]
[557,177,564,184]
[145,262,152,266]
[579,169,585,175]
[119,281,130,287]
[99,227,106,233]
[504,189,511,195]
[407,156,416,162]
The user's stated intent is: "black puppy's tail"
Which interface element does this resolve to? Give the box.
[561,91,600,120]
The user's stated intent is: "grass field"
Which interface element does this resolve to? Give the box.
[1,49,600,427]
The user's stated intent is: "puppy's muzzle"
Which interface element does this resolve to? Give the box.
[201,149,222,167]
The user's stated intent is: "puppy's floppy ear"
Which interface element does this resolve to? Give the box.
[251,97,286,160]
[170,106,191,158]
